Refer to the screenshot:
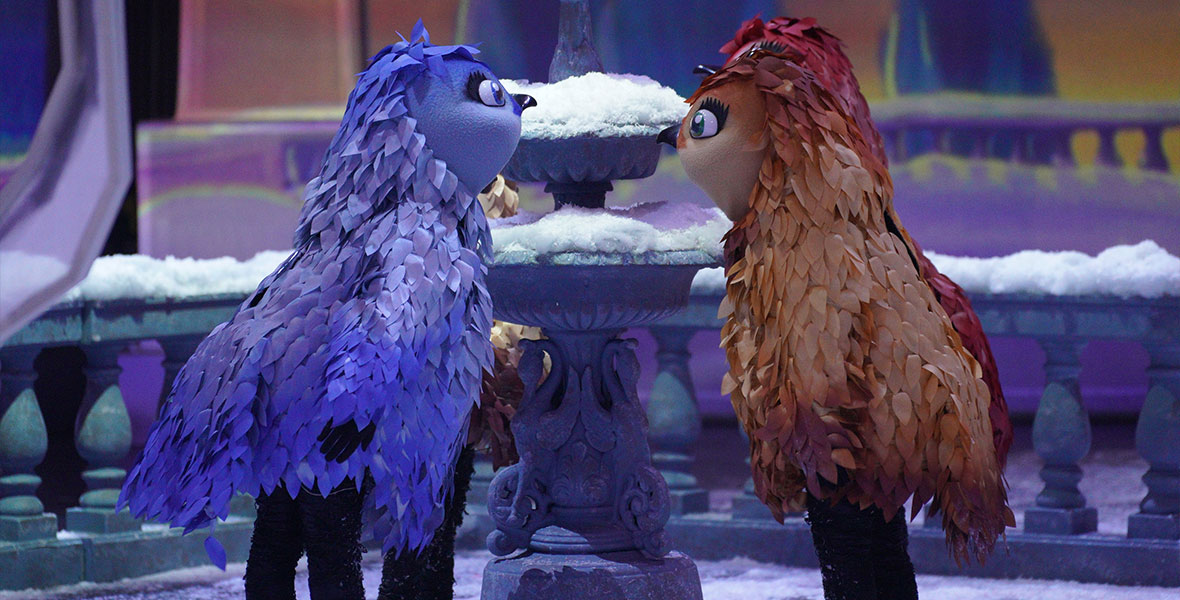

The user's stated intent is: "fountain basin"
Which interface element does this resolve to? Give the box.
[488,262,708,331]
[503,135,664,185]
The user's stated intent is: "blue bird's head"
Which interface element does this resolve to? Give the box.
[402,50,534,192]
[295,21,534,249]
[359,21,533,193]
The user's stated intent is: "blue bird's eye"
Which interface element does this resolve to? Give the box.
[480,80,506,107]
[467,72,505,107]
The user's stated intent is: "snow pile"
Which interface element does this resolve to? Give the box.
[490,201,729,265]
[691,266,728,294]
[503,73,685,139]
[63,251,288,302]
[927,240,1180,298]
[691,240,1180,298]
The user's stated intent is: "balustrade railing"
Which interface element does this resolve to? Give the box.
[645,287,1180,542]
[871,94,1180,171]
[2,281,1178,588]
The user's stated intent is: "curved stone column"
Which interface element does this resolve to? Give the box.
[0,347,57,541]
[66,342,139,533]
[1025,339,1097,535]
[155,335,202,416]
[1129,340,1180,539]
[646,326,708,515]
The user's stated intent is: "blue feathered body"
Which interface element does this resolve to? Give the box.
[120,33,495,555]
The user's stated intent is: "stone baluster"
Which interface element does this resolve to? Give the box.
[969,129,989,159]
[890,130,908,163]
[1141,125,1170,172]
[155,336,202,416]
[65,343,139,533]
[1128,340,1180,539]
[881,129,899,163]
[1009,129,1031,164]
[0,348,58,541]
[467,454,497,508]
[646,327,708,514]
[1096,127,1120,167]
[730,425,771,519]
[1050,130,1074,167]
[1025,340,1097,534]
[934,127,952,155]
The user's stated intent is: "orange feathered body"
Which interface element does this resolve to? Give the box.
[703,54,1012,565]
[722,16,1013,469]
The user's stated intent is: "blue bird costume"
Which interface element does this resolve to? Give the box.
[120,24,530,593]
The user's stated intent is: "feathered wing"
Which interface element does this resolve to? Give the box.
[718,54,1010,565]
[908,242,1013,469]
[119,251,306,531]
[122,187,492,556]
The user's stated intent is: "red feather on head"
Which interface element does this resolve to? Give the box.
[719,16,1013,467]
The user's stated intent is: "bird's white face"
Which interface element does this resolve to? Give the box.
[405,58,534,194]
[675,80,768,222]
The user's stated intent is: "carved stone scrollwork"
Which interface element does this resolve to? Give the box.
[618,467,671,558]
[485,332,673,559]
[486,339,559,556]
[487,463,551,556]
[603,338,671,558]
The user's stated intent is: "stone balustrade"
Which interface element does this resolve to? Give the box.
[2,286,1179,588]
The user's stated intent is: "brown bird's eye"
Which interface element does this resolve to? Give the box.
[690,98,729,139]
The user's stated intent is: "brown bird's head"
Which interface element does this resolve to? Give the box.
[668,48,891,237]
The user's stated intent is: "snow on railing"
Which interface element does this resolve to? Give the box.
[692,240,1180,298]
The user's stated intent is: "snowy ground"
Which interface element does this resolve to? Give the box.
[4,549,1177,600]
[5,426,1170,598]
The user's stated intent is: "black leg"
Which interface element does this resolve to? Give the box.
[806,494,878,600]
[378,447,476,600]
[245,490,304,600]
[298,481,367,600]
[871,508,918,600]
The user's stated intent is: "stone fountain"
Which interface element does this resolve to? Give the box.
[479,2,709,599]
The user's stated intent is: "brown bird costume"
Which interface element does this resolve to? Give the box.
[667,48,1012,598]
[713,17,1013,471]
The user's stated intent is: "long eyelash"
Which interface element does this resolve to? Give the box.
[753,40,787,54]
[700,97,729,129]
[466,71,488,100]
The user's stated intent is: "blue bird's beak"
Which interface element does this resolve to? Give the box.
[657,124,680,147]
[514,94,537,110]
[693,64,720,76]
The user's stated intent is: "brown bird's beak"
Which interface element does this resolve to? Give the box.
[657,124,680,147]
[514,94,537,110]
[693,64,720,76]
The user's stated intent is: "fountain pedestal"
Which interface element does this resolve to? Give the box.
[481,264,707,600]
[481,3,706,596]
